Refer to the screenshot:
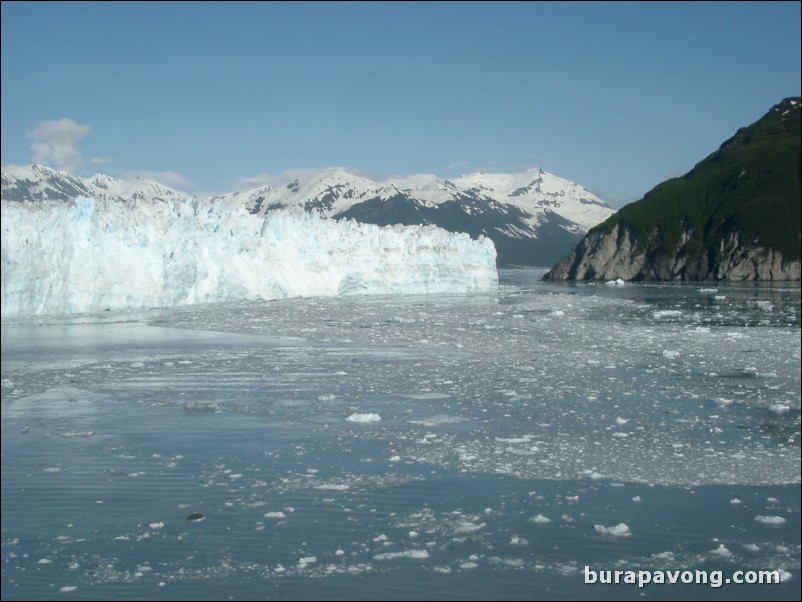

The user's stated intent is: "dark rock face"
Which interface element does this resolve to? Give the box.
[544,224,800,281]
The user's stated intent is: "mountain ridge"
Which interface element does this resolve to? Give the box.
[2,164,615,266]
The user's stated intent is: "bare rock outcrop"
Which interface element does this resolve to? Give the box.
[544,224,800,282]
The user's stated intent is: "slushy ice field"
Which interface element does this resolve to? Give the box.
[2,269,800,600]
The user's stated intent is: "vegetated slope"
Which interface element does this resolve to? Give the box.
[545,97,801,281]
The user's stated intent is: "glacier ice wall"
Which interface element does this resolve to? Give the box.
[1,197,497,318]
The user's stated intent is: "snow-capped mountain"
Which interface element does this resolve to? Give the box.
[2,164,615,266]
[215,167,615,265]
[2,164,187,206]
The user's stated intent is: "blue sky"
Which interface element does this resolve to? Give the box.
[2,1,800,207]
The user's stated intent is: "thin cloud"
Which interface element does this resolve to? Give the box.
[27,118,91,173]
[227,167,379,192]
[122,170,192,190]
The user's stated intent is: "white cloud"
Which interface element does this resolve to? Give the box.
[27,118,91,173]
[122,170,192,190]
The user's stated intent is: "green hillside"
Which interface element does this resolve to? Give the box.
[592,97,801,262]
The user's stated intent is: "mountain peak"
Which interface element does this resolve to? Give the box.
[773,96,800,116]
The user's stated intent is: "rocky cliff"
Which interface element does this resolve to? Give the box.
[544,97,801,282]
[546,223,800,281]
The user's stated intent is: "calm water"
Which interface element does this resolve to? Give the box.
[2,269,800,600]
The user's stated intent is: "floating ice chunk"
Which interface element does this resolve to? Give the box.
[742,543,760,552]
[594,523,631,537]
[662,350,680,359]
[264,512,286,519]
[711,544,732,557]
[455,521,486,534]
[148,522,165,529]
[631,496,641,503]
[459,561,479,569]
[410,415,467,426]
[615,417,628,426]
[769,404,790,414]
[531,514,551,524]
[401,392,452,400]
[754,515,786,525]
[297,556,317,569]
[373,550,429,561]
[495,436,532,444]
[346,413,381,423]
[730,498,742,505]
[509,535,529,546]
[653,310,682,319]
[59,586,77,593]
[37,558,51,564]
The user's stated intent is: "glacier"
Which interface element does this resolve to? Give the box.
[0,196,497,318]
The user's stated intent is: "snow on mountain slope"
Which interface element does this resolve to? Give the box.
[219,167,611,232]
[210,167,614,265]
[1,194,497,318]
[2,164,187,206]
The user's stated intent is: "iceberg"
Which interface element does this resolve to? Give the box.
[1,197,497,318]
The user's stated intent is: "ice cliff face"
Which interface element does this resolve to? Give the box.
[1,197,497,318]
[544,224,801,282]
